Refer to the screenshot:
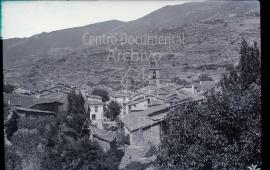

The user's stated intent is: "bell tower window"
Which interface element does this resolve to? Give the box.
[153,71,156,79]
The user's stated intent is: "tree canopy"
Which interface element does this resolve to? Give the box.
[105,100,121,121]
[91,88,110,102]
[156,40,261,169]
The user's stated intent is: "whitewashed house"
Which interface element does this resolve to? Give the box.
[81,91,104,129]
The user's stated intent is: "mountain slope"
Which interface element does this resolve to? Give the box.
[110,1,259,35]
[3,20,124,66]
[3,0,260,90]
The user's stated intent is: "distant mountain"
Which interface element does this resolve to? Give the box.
[110,1,259,35]
[3,0,260,90]
[3,20,124,66]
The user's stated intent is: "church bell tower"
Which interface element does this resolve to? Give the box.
[148,60,161,86]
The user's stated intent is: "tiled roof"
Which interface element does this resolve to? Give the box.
[4,94,37,108]
[91,126,117,142]
[13,106,56,116]
[4,93,66,110]
[122,104,169,132]
[128,97,148,106]
[86,94,102,100]
[110,90,132,98]
[87,99,103,106]
[148,99,164,107]
[198,81,216,91]
[38,92,67,104]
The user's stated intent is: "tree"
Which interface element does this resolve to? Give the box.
[5,111,19,140]
[91,88,110,102]
[239,39,260,89]
[105,101,121,120]
[156,102,219,169]
[5,146,23,170]
[41,92,124,170]
[4,84,17,94]
[156,39,261,169]
[67,89,85,114]
[42,130,123,170]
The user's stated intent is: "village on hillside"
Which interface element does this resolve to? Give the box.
[4,59,218,169]
[3,1,261,170]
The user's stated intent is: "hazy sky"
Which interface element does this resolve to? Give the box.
[2,1,199,39]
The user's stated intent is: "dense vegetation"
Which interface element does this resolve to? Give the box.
[4,84,17,94]
[41,90,123,169]
[5,89,123,170]
[156,39,261,169]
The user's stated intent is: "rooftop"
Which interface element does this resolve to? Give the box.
[91,126,117,142]
[122,104,169,132]
[13,106,57,116]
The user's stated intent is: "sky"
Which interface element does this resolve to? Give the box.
[1,1,199,39]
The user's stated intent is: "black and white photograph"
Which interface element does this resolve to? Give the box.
[2,0,261,169]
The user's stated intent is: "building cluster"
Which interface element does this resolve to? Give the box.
[80,60,212,149]
[4,60,217,167]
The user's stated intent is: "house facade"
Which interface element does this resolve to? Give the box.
[122,104,169,146]
[81,91,104,129]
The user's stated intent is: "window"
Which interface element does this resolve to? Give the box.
[148,98,151,104]
[92,114,96,120]
[153,71,156,79]
[95,106,98,112]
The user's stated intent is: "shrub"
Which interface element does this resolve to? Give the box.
[5,112,19,140]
